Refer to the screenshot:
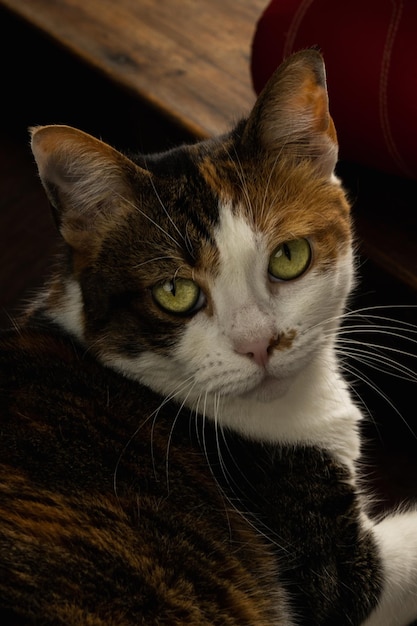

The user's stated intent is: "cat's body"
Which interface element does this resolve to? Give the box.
[0,321,378,625]
[1,50,417,625]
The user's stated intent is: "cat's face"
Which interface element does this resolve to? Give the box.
[30,50,354,417]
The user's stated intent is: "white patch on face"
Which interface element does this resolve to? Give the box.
[109,201,359,465]
[177,200,351,399]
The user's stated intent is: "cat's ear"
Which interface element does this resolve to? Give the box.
[243,49,338,177]
[30,125,147,252]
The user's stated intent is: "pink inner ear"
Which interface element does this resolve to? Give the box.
[244,51,339,176]
[288,76,335,141]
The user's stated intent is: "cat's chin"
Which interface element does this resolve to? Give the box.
[239,374,293,403]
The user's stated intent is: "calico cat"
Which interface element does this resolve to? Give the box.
[0,49,417,625]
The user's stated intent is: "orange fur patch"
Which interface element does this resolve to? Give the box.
[271,329,297,353]
[199,152,351,275]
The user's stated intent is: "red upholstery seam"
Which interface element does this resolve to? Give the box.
[379,0,412,177]
[284,0,315,58]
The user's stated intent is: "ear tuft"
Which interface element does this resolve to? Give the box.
[30,125,131,210]
[30,125,146,251]
[243,49,338,177]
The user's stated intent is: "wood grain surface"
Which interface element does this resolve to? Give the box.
[0,0,266,138]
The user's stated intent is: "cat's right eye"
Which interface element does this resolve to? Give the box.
[268,238,312,281]
[152,278,205,315]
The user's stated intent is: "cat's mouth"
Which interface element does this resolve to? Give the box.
[240,372,293,402]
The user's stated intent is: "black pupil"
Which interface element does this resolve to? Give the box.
[283,243,291,261]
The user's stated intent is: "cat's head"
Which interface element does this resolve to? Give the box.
[30,50,354,424]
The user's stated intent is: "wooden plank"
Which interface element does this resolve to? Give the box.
[0,0,266,138]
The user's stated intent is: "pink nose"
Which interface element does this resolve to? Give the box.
[234,337,276,367]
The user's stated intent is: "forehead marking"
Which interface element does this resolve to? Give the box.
[214,202,262,280]
[198,151,352,272]
[212,201,273,321]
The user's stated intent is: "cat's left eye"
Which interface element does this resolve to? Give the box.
[152,278,204,315]
[268,238,312,281]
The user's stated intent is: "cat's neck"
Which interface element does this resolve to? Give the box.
[210,350,362,473]
[151,338,360,477]
[119,341,361,475]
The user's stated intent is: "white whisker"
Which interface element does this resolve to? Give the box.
[113,189,183,251]
[164,380,198,491]
[133,255,184,269]
[145,170,189,251]
[113,374,196,496]
[338,349,417,438]
[337,340,417,383]
[226,145,253,217]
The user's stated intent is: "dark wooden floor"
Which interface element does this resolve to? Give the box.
[1,8,417,516]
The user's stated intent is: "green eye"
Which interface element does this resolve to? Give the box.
[268,238,312,281]
[152,278,203,315]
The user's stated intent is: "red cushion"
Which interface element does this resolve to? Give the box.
[251,0,417,179]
